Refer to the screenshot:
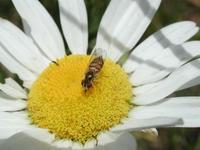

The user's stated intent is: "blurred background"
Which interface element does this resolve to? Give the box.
[0,0,200,149]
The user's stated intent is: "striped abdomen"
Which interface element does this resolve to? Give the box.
[89,56,104,74]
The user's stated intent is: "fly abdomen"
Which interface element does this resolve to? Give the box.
[89,57,104,74]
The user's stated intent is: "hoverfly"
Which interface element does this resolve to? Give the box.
[81,48,106,92]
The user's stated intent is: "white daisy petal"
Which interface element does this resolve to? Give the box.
[0,97,26,112]
[0,112,29,139]
[134,75,200,99]
[0,45,36,82]
[133,56,200,96]
[72,142,84,149]
[23,81,34,89]
[0,139,52,150]
[98,133,137,150]
[112,117,182,133]
[5,78,26,94]
[0,111,28,123]
[96,0,161,61]
[59,0,88,54]
[0,118,29,127]
[52,140,72,149]
[0,91,13,99]
[133,58,200,105]
[0,83,26,99]
[132,97,200,127]
[0,78,27,99]
[21,128,55,144]
[177,76,200,91]
[0,130,54,150]
[97,132,121,146]
[83,140,97,149]
[131,41,200,86]
[123,21,199,72]
[0,127,29,140]
[0,112,57,150]
[0,18,50,74]
[12,0,65,60]
[134,81,159,96]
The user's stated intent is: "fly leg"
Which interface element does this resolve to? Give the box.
[52,60,59,66]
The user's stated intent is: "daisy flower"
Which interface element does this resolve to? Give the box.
[0,0,200,149]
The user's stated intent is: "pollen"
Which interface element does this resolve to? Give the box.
[28,55,132,144]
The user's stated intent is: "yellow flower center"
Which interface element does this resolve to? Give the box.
[28,55,132,144]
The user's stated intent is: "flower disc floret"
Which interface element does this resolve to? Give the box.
[28,55,132,143]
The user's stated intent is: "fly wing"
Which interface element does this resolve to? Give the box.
[90,48,106,59]
[84,48,106,74]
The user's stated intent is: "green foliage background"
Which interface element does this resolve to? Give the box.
[0,0,200,149]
